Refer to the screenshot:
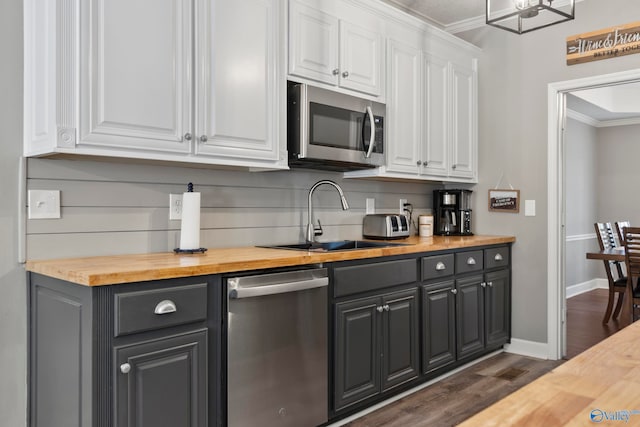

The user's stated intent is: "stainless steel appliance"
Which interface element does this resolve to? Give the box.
[362,214,411,239]
[433,189,473,236]
[226,268,328,427]
[287,81,385,171]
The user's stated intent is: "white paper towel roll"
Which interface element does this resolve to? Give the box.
[179,192,201,250]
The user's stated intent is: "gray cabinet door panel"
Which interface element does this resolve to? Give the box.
[115,329,208,427]
[485,269,510,347]
[334,296,381,410]
[456,275,485,359]
[421,281,456,374]
[381,288,419,391]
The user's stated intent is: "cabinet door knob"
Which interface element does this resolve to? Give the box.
[435,262,446,271]
[120,363,131,374]
[342,71,349,78]
[487,281,494,287]
[184,132,192,141]
[481,282,487,288]
[451,289,458,295]
[154,300,177,315]
[494,253,503,261]
[423,160,428,166]
[383,304,390,312]
[376,306,384,313]
[452,164,457,170]
[466,257,476,266]
[416,160,422,166]
[332,68,340,76]
[199,135,208,143]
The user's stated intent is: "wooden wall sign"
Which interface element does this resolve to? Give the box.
[488,189,520,213]
[567,22,640,65]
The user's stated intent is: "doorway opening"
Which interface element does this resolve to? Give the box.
[547,69,640,360]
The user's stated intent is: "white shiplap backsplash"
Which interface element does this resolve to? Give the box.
[26,158,438,260]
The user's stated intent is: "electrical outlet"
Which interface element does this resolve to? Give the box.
[169,194,183,220]
[399,198,407,215]
[28,190,61,219]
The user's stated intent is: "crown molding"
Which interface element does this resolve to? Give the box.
[567,108,640,128]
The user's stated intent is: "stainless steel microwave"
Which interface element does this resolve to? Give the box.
[287,81,385,171]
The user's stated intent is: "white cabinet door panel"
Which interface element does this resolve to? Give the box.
[288,1,339,86]
[196,0,279,161]
[422,54,449,177]
[80,0,192,153]
[339,21,383,96]
[385,39,421,174]
[450,63,476,179]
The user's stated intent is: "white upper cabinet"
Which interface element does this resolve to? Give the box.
[288,0,384,98]
[195,0,281,162]
[79,0,192,154]
[346,22,478,184]
[385,38,422,174]
[24,0,286,169]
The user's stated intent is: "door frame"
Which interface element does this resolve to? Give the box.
[547,68,640,360]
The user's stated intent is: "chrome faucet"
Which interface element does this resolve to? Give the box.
[307,180,350,243]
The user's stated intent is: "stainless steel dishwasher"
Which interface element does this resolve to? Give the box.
[226,267,328,427]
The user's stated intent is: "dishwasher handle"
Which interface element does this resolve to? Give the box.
[228,276,328,299]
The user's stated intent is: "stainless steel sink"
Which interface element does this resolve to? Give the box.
[260,240,409,252]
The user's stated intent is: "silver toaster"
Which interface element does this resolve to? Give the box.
[363,214,411,239]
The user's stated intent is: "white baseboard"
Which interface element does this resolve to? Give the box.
[503,338,551,360]
[566,278,608,299]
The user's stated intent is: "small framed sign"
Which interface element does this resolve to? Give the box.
[489,189,520,213]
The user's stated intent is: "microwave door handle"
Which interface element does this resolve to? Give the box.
[364,106,375,159]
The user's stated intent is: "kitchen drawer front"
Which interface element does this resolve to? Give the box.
[484,246,510,270]
[455,250,483,274]
[421,254,454,281]
[334,259,417,297]
[114,283,208,337]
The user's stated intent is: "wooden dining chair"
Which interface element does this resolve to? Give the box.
[622,226,640,322]
[594,222,627,324]
[616,221,631,245]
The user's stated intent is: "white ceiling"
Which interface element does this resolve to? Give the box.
[380,0,485,29]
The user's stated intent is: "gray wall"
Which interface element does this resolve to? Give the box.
[26,158,435,260]
[458,0,640,343]
[0,0,26,426]
[596,123,640,226]
[564,117,602,290]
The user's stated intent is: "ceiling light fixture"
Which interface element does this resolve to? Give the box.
[486,0,575,34]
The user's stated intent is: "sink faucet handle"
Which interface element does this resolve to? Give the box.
[314,219,323,237]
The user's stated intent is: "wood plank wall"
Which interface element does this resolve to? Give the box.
[26,158,438,260]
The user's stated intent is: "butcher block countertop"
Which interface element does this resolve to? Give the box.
[459,320,640,427]
[25,235,514,286]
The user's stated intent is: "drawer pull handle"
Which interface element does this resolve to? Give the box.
[120,363,131,374]
[467,257,476,266]
[435,262,447,271]
[154,300,177,315]
[494,253,504,261]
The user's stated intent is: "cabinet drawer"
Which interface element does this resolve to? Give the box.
[334,259,417,297]
[421,254,454,281]
[485,246,510,270]
[455,250,483,274]
[114,283,208,337]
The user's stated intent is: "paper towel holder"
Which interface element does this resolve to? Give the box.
[174,182,207,254]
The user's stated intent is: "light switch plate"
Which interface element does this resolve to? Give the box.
[28,190,61,219]
[525,199,536,217]
[366,198,375,214]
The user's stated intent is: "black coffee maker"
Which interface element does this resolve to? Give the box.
[433,189,473,236]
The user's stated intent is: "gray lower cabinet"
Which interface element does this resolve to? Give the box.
[28,273,220,427]
[485,269,511,347]
[334,287,419,412]
[115,330,207,427]
[421,280,456,374]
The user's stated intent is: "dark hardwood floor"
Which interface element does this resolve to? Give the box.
[340,288,627,427]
